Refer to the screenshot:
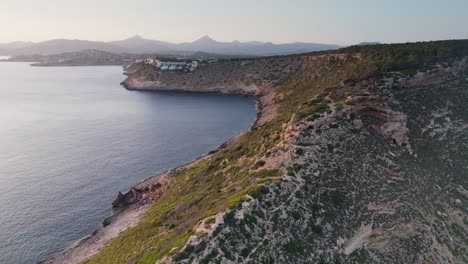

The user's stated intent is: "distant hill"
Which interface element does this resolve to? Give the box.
[0,41,34,55]
[6,39,127,55]
[177,36,341,56]
[357,41,382,46]
[0,36,340,56]
[108,35,173,54]
[0,41,34,49]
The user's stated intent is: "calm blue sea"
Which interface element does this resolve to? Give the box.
[0,62,257,264]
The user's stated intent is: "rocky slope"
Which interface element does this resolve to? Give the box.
[169,58,468,264]
[73,40,468,264]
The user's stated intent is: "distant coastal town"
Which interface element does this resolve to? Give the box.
[136,58,220,72]
[136,58,198,71]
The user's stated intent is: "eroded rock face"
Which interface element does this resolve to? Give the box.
[167,60,468,264]
[112,172,171,209]
[112,188,139,208]
[347,95,410,147]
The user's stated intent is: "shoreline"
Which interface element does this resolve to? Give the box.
[120,79,261,97]
[40,86,270,264]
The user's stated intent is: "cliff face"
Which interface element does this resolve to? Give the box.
[85,41,468,264]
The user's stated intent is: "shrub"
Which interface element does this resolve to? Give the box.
[308,113,322,122]
[311,223,323,235]
[324,210,337,222]
[291,211,301,221]
[293,163,302,172]
[295,148,304,156]
[224,211,236,226]
[244,213,257,225]
[247,186,262,199]
[259,185,270,195]
[283,241,304,255]
[314,103,329,113]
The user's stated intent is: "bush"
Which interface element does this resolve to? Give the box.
[295,148,304,156]
[291,211,301,221]
[293,163,302,172]
[244,213,257,225]
[324,210,337,222]
[259,185,270,195]
[311,223,323,235]
[308,113,322,122]
[247,186,262,199]
[224,211,237,226]
[283,241,304,255]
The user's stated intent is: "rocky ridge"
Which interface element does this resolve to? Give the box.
[165,57,468,264]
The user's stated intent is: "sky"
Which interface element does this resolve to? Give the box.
[0,0,467,45]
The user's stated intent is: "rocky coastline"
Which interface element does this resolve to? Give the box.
[40,53,350,264]
[40,73,274,264]
[40,123,259,264]
[39,41,468,264]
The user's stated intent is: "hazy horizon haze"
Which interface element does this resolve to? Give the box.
[1,0,467,45]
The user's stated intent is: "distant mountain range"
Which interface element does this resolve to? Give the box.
[0,36,341,56]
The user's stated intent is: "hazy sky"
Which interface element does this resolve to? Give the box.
[0,0,467,45]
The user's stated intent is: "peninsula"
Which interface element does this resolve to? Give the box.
[45,40,468,264]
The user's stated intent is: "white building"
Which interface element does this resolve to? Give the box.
[136,58,162,67]
[159,61,187,70]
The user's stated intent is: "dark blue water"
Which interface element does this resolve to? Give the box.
[0,62,256,264]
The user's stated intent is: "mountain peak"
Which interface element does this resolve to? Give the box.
[193,35,217,44]
[127,35,145,41]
